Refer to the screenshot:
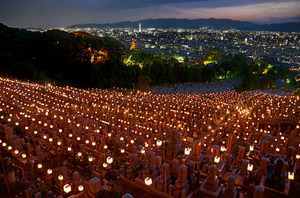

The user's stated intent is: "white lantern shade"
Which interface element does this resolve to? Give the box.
[78,185,84,191]
[63,184,71,193]
[184,148,191,155]
[214,156,220,163]
[58,175,63,181]
[247,164,253,171]
[288,172,294,180]
[157,140,162,146]
[145,177,152,186]
[250,145,254,151]
[107,156,113,164]
[47,169,52,174]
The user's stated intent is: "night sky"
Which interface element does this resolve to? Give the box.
[0,0,300,29]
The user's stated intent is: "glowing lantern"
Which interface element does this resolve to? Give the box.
[288,172,294,180]
[78,185,84,191]
[22,153,27,158]
[89,157,93,162]
[103,163,107,168]
[37,163,43,169]
[145,177,152,186]
[78,152,82,157]
[156,140,162,146]
[104,145,108,149]
[107,156,113,164]
[121,149,125,153]
[58,175,63,181]
[250,145,254,151]
[184,148,191,155]
[63,184,71,193]
[214,156,220,163]
[247,164,253,171]
[47,169,52,175]
[220,146,226,152]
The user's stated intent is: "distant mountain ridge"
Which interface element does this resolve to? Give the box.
[67,18,300,32]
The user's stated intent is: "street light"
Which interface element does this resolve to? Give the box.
[58,175,64,197]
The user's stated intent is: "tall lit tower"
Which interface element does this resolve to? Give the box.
[139,23,142,32]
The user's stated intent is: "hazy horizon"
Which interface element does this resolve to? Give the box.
[0,0,299,29]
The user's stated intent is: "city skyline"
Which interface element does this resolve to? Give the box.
[0,0,300,29]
